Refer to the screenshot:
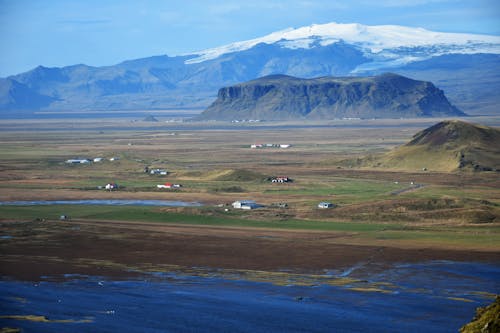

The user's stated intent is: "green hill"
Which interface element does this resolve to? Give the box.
[367,120,500,172]
[212,169,268,182]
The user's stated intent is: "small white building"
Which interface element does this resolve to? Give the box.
[150,169,168,175]
[66,159,90,164]
[232,200,260,210]
[280,144,291,149]
[157,183,182,189]
[318,202,334,209]
[105,183,118,191]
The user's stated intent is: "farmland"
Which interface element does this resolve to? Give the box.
[0,116,499,279]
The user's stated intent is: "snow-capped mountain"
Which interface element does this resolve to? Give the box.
[185,22,500,71]
[1,22,499,116]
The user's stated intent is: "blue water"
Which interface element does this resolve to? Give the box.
[1,261,498,333]
[0,200,202,207]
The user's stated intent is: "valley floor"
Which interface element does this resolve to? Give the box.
[0,116,499,280]
[1,116,499,333]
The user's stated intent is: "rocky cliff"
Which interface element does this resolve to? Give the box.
[198,73,465,120]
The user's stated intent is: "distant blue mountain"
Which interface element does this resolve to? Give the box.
[1,22,499,117]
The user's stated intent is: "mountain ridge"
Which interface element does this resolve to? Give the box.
[184,22,500,67]
[1,22,499,116]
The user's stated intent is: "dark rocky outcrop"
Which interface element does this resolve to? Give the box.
[460,296,500,333]
[199,73,464,120]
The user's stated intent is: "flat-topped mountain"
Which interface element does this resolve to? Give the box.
[369,120,500,172]
[198,74,464,120]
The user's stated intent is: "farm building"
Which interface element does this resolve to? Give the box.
[105,183,118,191]
[150,169,168,175]
[271,176,291,183]
[250,143,291,149]
[66,159,90,164]
[318,202,334,209]
[232,200,260,210]
[157,183,181,189]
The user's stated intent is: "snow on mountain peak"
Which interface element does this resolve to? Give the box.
[184,22,500,65]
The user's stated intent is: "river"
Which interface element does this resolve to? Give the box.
[0,200,202,207]
[1,261,498,332]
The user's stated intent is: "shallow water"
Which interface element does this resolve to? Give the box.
[1,261,498,333]
[0,199,202,207]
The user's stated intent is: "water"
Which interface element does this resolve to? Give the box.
[1,261,498,332]
[0,200,202,207]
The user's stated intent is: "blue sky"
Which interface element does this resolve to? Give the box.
[0,0,499,77]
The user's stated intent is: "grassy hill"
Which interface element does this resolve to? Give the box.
[364,120,500,172]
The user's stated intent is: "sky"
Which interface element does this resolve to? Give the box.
[0,0,499,77]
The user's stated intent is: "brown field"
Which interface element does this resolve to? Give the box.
[0,116,499,280]
[2,219,499,281]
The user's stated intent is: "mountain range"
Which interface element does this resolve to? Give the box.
[1,22,499,117]
[199,73,464,120]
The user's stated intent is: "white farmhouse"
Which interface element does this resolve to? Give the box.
[318,202,334,209]
[105,183,118,191]
[232,200,260,210]
[66,159,90,164]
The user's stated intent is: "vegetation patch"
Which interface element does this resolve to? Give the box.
[308,198,500,224]
[460,296,500,333]
[2,205,499,249]
[213,169,268,182]
[211,185,246,193]
[0,315,93,323]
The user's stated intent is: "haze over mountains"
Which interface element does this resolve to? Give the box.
[1,22,499,117]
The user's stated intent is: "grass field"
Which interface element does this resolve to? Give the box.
[1,202,499,250]
[0,117,499,251]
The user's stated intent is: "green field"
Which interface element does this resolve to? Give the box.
[2,204,498,249]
